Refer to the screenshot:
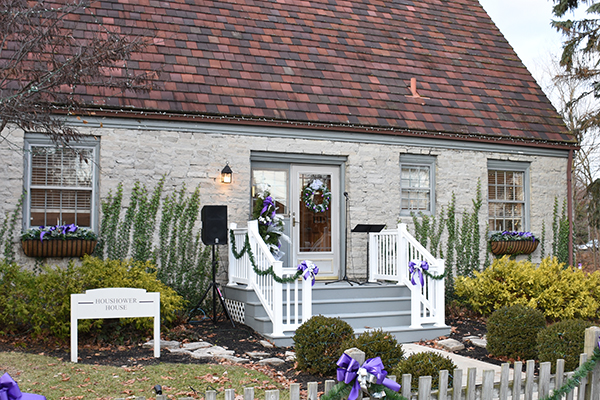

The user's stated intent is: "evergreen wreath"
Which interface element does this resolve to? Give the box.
[302,179,331,213]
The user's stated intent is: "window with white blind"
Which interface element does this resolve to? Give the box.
[400,154,436,216]
[487,160,530,232]
[24,134,99,230]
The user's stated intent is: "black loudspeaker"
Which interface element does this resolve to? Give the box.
[201,205,228,245]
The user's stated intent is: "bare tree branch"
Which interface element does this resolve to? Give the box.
[0,0,153,145]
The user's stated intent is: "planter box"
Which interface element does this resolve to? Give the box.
[21,239,97,258]
[490,240,538,256]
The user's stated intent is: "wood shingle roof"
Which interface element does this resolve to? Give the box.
[68,0,574,146]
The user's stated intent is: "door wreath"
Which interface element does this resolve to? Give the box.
[302,179,331,213]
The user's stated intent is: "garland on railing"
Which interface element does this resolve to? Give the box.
[408,260,445,284]
[541,343,600,400]
[229,230,303,284]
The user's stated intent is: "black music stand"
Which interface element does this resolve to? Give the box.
[351,224,385,284]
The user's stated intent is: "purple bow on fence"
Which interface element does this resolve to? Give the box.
[408,260,430,286]
[336,353,401,400]
[0,373,47,400]
[297,260,319,285]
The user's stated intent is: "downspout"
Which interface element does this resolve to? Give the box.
[568,149,574,266]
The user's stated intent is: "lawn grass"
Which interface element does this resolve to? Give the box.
[0,352,288,399]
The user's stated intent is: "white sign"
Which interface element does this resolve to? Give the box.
[70,287,160,363]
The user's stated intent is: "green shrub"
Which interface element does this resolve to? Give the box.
[455,256,600,320]
[0,256,185,341]
[487,304,545,360]
[341,329,404,370]
[393,352,457,391]
[293,315,354,376]
[537,319,592,371]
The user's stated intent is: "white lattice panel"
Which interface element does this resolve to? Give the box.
[225,299,245,324]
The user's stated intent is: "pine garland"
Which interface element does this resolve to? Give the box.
[541,347,600,400]
[229,230,303,284]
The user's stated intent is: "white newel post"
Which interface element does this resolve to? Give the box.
[398,223,409,284]
[71,288,160,363]
[228,222,237,286]
[368,232,377,282]
[272,260,284,337]
[301,274,313,323]
[434,259,446,327]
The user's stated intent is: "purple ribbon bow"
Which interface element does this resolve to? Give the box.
[408,260,430,286]
[0,373,47,400]
[297,260,319,286]
[336,354,401,400]
[260,196,276,220]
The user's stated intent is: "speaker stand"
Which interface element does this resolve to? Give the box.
[188,245,235,327]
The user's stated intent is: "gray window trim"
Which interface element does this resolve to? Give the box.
[23,133,100,232]
[400,154,436,216]
[487,159,530,232]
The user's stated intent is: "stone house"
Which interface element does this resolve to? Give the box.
[0,0,575,342]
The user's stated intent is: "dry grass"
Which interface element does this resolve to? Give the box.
[0,352,288,399]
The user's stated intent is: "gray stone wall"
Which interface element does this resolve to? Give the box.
[0,122,569,272]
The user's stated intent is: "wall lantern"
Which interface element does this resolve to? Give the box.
[221,163,233,184]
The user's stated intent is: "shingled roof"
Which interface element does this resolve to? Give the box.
[69,0,574,147]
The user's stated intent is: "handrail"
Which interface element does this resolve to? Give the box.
[369,223,446,329]
[228,221,312,338]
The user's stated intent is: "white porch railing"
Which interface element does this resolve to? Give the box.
[369,223,446,329]
[228,220,313,338]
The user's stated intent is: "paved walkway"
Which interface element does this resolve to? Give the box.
[403,343,513,385]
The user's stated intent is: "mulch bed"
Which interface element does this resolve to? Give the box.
[0,314,497,388]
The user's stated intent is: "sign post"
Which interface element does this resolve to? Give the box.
[71,288,160,363]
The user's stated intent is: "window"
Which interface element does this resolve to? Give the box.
[23,134,99,230]
[487,160,530,232]
[400,154,435,215]
[251,164,289,215]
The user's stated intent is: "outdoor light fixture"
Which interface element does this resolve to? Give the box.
[221,163,233,184]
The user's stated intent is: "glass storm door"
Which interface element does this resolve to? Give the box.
[291,165,340,279]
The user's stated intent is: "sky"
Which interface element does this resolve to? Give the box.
[478,0,587,105]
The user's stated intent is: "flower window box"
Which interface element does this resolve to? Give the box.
[21,224,98,258]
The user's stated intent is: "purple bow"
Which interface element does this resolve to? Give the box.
[297,260,319,285]
[260,196,276,219]
[0,373,47,400]
[409,260,429,286]
[336,354,401,400]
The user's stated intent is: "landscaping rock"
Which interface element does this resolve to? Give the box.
[168,348,192,355]
[246,351,270,359]
[219,354,251,363]
[183,341,212,351]
[285,351,296,362]
[143,340,181,349]
[437,338,465,352]
[260,340,274,348]
[469,338,487,348]
[257,357,285,366]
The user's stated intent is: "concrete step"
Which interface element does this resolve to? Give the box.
[223,281,449,348]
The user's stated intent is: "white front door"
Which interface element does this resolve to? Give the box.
[290,165,340,279]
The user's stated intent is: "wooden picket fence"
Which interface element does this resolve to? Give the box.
[116,354,600,400]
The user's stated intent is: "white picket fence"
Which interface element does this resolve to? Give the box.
[116,355,600,400]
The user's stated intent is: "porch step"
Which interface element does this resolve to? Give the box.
[223,282,450,347]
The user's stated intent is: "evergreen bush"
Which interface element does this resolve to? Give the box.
[293,315,354,376]
[393,352,457,391]
[455,256,600,320]
[0,256,185,341]
[537,319,592,372]
[341,329,405,370]
[487,304,546,360]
